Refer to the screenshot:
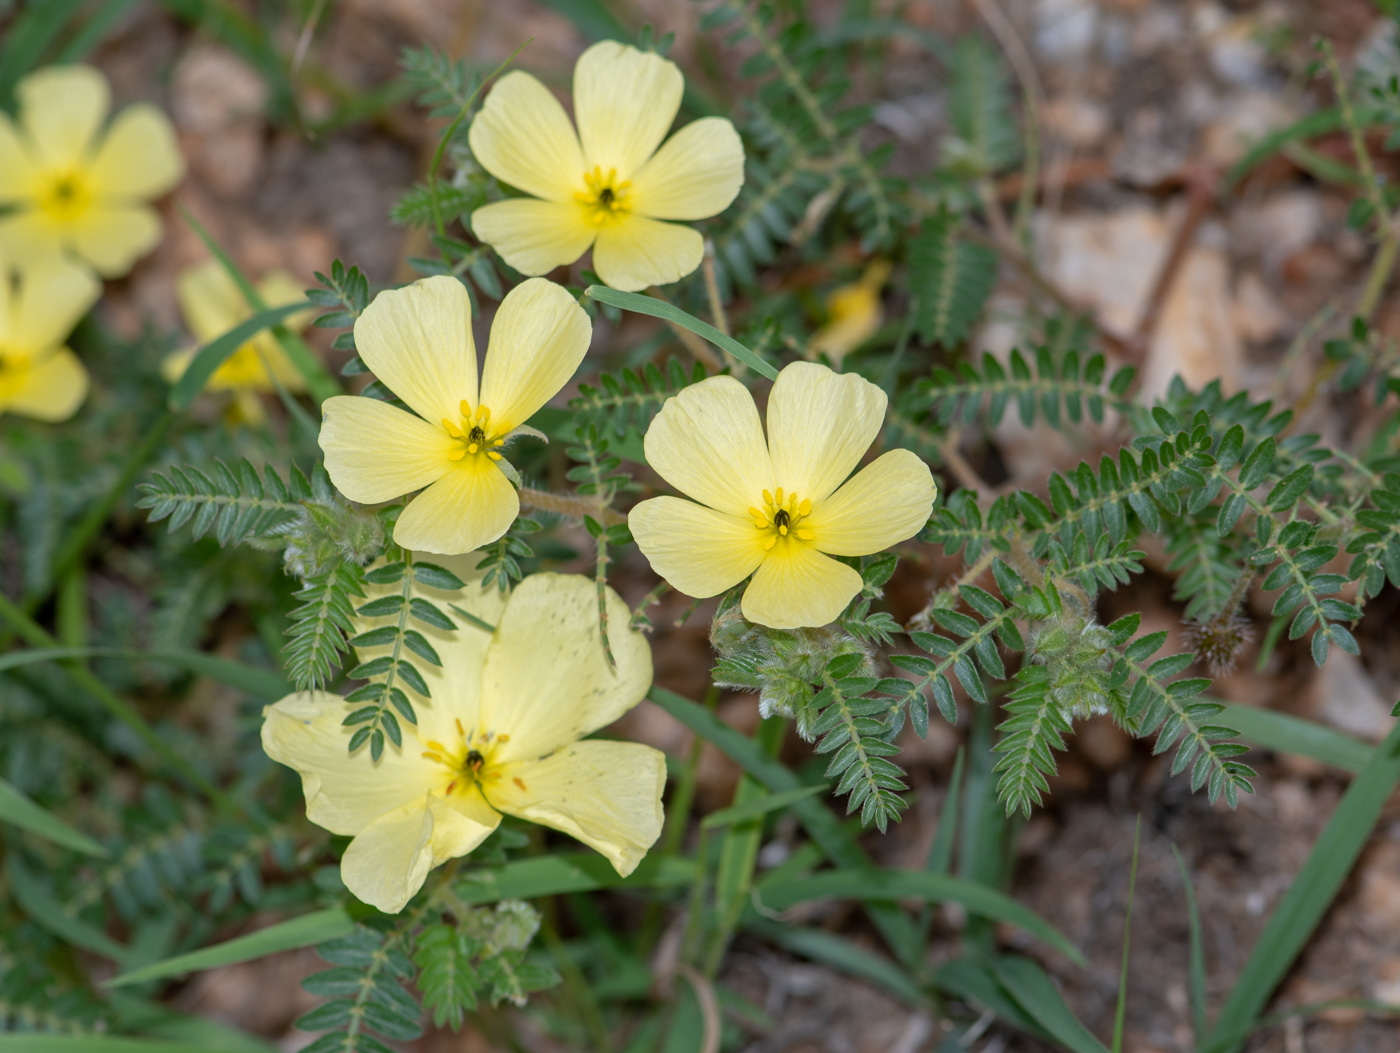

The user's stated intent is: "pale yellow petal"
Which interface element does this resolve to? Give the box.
[468,70,585,202]
[0,212,67,270]
[353,551,507,747]
[574,41,682,182]
[805,450,936,556]
[393,456,518,556]
[1,349,88,422]
[9,259,101,352]
[741,543,863,629]
[480,573,652,763]
[260,691,441,836]
[255,271,314,332]
[628,496,764,598]
[642,374,771,517]
[0,112,40,201]
[353,275,478,425]
[340,793,499,914]
[478,277,591,429]
[176,259,242,343]
[161,347,194,384]
[630,118,744,221]
[489,741,665,877]
[87,103,183,200]
[68,203,162,277]
[470,198,596,277]
[319,395,453,503]
[592,214,702,292]
[766,361,886,504]
[17,65,109,169]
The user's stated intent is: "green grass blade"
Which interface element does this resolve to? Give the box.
[105,909,354,989]
[1112,817,1141,1052]
[746,918,926,1006]
[7,855,136,965]
[1204,715,1400,1052]
[0,0,85,103]
[993,956,1110,1053]
[1220,701,1371,773]
[701,784,826,829]
[0,1038,255,1053]
[925,746,965,875]
[1172,844,1209,1045]
[0,647,289,700]
[453,852,696,905]
[757,869,1084,965]
[586,286,780,379]
[0,776,107,857]
[168,302,309,411]
[930,959,1054,1041]
[179,206,340,404]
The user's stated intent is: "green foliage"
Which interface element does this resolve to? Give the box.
[909,208,998,348]
[944,34,1020,177]
[571,358,707,438]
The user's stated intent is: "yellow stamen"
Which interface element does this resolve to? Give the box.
[442,419,463,438]
[799,499,812,516]
[455,719,465,738]
[762,489,774,506]
[779,524,788,536]
[468,442,479,454]
[763,535,778,551]
[487,451,502,460]
[796,528,815,540]
[775,487,785,506]
[459,399,471,417]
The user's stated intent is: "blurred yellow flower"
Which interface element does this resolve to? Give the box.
[0,65,184,277]
[629,362,937,629]
[468,40,744,292]
[319,275,590,555]
[0,252,100,422]
[809,260,890,364]
[262,558,664,914]
[162,260,312,424]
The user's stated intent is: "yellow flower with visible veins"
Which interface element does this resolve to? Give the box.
[809,260,891,364]
[468,40,744,292]
[262,555,664,914]
[162,260,313,424]
[319,275,590,555]
[629,362,937,629]
[0,251,100,422]
[0,65,183,277]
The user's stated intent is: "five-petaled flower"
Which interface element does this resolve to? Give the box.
[319,274,590,555]
[629,362,937,629]
[163,260,313,424]
[468,40,744,293]
[0,65,183,277]
[0,250,100,422]
[261,555,665,914]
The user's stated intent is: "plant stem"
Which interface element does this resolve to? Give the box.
[518,486,625,527]
[702,239,729,337]
[0,590,231,808]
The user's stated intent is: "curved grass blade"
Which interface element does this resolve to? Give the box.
[0,777,107,857]
[168,303,309,411]
[0,647,289,701]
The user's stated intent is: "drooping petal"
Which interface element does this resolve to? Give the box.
[740,543,864,629]
[319,395,453,503]
[628,496,765,598]
[592,214,702,292]
[629,117,744,221]
[87,104,183,200]
[0,113,40,202]
[353,551,507,747]
[480,573,652,764]
[340,793,499,914]
[9,260,101,353]
[766,361,887,505]
[255,270,316,333]
[0,212,65,270]
[478,277,591,430]
[176,258,241,343]
[353,275,478,426]
[67,203,162,277]
[805,449,936,556]
[1,349,88,422]
[261,691,442,836]
[573,41,682,182]
[642,375,772,518]
[489,740,665,877]
[392,456,518,556]
[470,198,596,279]
[467,70,585,203]
[17,65,108,169]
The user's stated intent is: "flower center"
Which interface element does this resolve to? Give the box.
[38,169,92,222]
[442,401,509,462]
[749,487,815,551]
[574,165,632,227]
[421,719,524,797]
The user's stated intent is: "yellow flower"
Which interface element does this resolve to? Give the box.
[0,252,101,422]
[809,260,890,364]
[468,40,744,292]
[262,556,664,914]
[629,362,937,629]
[162,260,313,424]
[319,275,590,555]
[0,65,184,277]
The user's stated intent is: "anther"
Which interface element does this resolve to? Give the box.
[796,528,814,540]
[779,525,788,535]
[799,499,812,516]
[459,399,471,418]
[455,719,465,738]
[487,451,502,460]
[513,777,527,790]
[762,489,774,506]
[467,443,479,454]
[763,536,778,551]
[442,419,463,438]
[775,487,785,506]
[448,449,466,461]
